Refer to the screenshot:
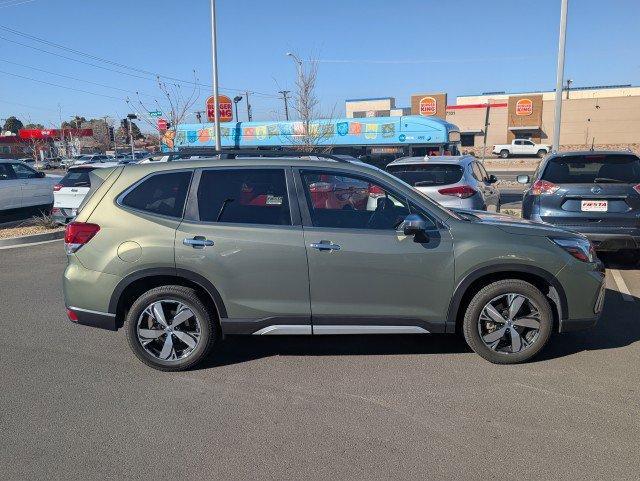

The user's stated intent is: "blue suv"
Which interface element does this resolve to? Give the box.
[519,151,640,253]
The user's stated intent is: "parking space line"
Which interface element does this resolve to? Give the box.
[610,269,634,302]
[0,238,62,250]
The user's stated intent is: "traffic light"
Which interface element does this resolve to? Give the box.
[108,126,115,142]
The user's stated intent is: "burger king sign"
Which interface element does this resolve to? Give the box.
[419,96,437,116]
[516,98,533,116]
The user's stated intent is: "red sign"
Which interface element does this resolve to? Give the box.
[206,95,233,123]
[516,98,533,116]
[18,128,93,140]
[157,119,168,131]
[419,97,437,116]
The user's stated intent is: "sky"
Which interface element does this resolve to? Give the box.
[1,0,639,131]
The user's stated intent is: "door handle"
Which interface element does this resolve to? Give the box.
[183,236,214,249]
[310,240,341,251]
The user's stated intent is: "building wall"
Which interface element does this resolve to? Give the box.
[345,98,395,118]
[457,85,640,105]
[445,103,509,148]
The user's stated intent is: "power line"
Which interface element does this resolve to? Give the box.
[0,25,281,99]
[0,69,126,101]
[0,58,158,98]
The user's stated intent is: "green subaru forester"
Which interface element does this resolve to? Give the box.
[63,154,605,371]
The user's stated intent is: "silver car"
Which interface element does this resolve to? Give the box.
[386,155,500,211]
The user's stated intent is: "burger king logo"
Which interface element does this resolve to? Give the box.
[516,98,533,116]
[419,96,437,116]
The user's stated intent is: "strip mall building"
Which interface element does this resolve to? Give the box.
[345,84,640,155]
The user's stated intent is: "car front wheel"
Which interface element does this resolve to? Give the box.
[126,285,216,371]
[462,279,553,364]
[500,150,509,159]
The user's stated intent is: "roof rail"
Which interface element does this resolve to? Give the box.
[171,147,351,163]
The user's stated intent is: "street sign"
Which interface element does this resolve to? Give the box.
[206,95,233,123]
[149,111,162,118]
[157,118,168,131]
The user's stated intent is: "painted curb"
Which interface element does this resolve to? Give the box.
[0,229,65,248]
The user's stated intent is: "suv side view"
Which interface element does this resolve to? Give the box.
[63,153,605,371]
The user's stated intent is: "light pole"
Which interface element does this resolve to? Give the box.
[286,52,303,80]
[552,0,569,153]
[566,78,573,99]
[210,0,222,150]
[233,96,242,121]
[245,91,252,121]
[279,90,291,120]
[127,114,137,158]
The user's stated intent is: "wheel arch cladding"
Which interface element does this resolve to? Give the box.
[447,264,568,333]
[109,268,227,328]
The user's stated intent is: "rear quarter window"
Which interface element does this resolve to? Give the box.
[60,169,95,188]
[120,171,192,218]
[386,164,464,187]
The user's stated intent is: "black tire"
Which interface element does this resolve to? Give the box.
[462,279,553,364]
[537,149,547,158]
[500,150,509,159]
[126,285,217,371]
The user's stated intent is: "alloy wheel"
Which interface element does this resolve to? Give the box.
[136,300,201,361]
[477,293,542,354]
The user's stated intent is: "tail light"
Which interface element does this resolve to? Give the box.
[550,237,596,263]
[633,184,640,195]
[64,221,100,254]
[53,184,62,191]
[531,180,559,195]
[438,185,476,199]
[66,308,79,322]
[369,184,385,197]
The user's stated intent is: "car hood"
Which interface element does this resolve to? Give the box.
[452,209,581,238]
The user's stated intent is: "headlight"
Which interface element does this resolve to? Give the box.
[549,237,596,263]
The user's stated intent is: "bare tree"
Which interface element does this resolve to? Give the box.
[127,71,200,150]
[285,54,336,152]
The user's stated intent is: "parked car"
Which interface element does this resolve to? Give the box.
[492,139,551,158]
[52,162,119,224]
[35,157,63,170]
[520,150,640,253]
[0,159,57,211]
[386,155,500,211]
[62,153,604,371]
[72,154,111,166]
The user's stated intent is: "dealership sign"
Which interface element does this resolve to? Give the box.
[18,128,93,140]
[515,98,533,116]
[206,95,233,123]
[419,97,437,116]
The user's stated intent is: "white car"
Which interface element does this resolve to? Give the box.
[492,139,551,158]
[72,154,111,166]
[0,160,58,211]
[52,162,119,223]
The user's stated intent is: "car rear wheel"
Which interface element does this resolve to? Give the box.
[500,150,509,159]
[126,285,216,371]
[462,280,553,364]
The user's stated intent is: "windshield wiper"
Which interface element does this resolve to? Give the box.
[593,177,626,184]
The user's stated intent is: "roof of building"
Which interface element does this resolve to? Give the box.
[461,84,637,98]
[345,97,395,103]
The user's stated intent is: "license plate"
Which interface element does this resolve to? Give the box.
[581,200,608,212]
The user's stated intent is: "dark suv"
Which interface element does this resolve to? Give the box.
[520,151,640,253]
[63,152,605,371]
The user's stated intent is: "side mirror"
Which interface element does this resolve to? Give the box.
[517,175,530,184]
[402,214,427,236]
[488,174,498,184]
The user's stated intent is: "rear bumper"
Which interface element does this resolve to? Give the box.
[66,306,117,331]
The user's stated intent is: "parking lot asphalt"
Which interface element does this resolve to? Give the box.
[1,241,639,481]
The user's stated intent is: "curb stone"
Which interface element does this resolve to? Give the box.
[0,230,65,248]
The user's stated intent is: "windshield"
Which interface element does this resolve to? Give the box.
[387,163,464,187]
[542,154,640,184]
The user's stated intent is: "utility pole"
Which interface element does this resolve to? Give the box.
[245,91,252,121]
[127,114,137,158]
[210,0,222,150]
[481,100,492,163]
[552,0,569,152]
[279,90,291,120]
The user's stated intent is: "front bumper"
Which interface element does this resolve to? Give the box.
[555,259,606,332]
[583,232,640,251]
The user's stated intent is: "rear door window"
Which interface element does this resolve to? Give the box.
[59,168,95,188]
[0,164,13,180]
[386,164,464,187]
[121,171,192,218]
[542,154,640,184]
[10,163,39,179]
[196,169,291,225]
